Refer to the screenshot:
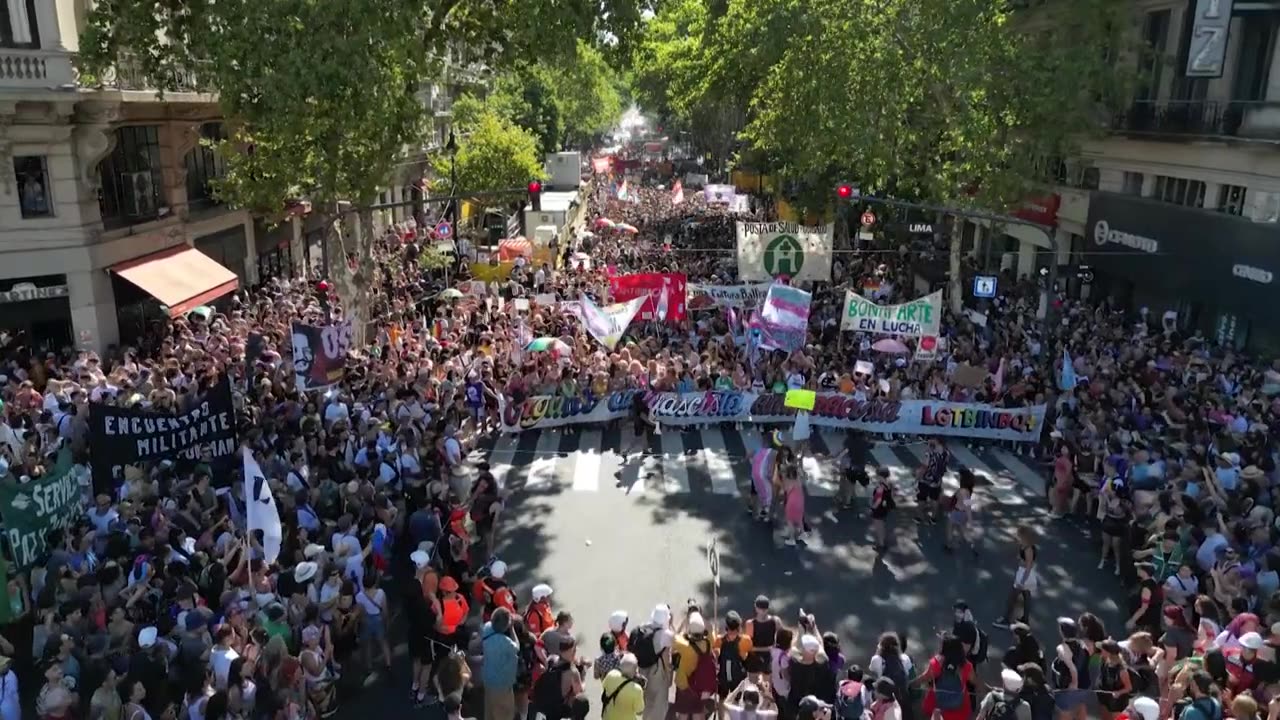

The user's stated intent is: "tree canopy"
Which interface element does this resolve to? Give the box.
[78,0,649,213]
[630,0,1133,211]
[434,111,545,196]
[481,41,623,154]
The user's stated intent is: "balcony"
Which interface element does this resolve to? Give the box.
[93,55,214,95]
[1112,100,1280,142]
[0,48,76,89]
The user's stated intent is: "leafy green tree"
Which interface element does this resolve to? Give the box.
[449,95,490,135]
[488,70,564,155]
[544,41,624,148]
[434,112,545,196]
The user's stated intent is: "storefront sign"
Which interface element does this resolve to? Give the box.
[1013,194,1061,226]
[1092,220,1159,253]
[1085,193,1280,317]
[1186,0,1234,78]
[840,290,942,336]
[499,389,1045,442]
[88,375,239,491]
[908,223,934,234]
[0,283,68,304]
[1233,264,1273,284]
[0,449,79,568]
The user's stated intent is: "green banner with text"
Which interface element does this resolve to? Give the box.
[0,449,81,568]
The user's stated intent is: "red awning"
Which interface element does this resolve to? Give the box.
[112,245,239,317]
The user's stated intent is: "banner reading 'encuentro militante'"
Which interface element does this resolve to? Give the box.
[88,375,239,492]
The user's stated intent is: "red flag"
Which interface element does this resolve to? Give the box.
[671,180,684,205]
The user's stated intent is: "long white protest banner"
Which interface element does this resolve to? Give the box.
[736,222,833,282]
[841,290,942,337]
[500,389,1046,442]
[688,283,771,308]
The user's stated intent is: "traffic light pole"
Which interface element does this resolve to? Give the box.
[841,191,1060,343]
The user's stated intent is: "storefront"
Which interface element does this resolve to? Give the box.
[194,226,250,284]
[1085,192,1280,352]
[253,219,295,284]
[0,277,73,352]
[1004,194,1061,278]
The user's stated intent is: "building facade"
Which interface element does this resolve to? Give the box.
[967,0,1280,351]
[0,0,314,354]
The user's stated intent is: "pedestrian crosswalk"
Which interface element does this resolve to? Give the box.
[466,426,1045,506]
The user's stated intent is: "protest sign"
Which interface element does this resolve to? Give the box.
[500,389,1046,442]
[88,375,239,491]
[470,262,514,282]
[755,284,812,352]
[291,320,352,393]
[687,283,771,309]
[841,290,942,337]
[736,222,833,282]
[573,295,646,350]
[609,273,687,323]
[0,449,79,568]
[705,184,737,204]
[915,335,940,362]
[785,389,816,411]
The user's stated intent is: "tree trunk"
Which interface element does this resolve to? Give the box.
[947,212,963,315]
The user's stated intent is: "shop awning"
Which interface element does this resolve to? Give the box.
[111,245,239,317]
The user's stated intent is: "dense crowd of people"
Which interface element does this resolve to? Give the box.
[0,150,1277,720]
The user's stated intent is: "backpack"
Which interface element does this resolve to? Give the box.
[601,677,635,711]
[531,658,571,720]
[987,695,1024,720]
[1052,641,1090,690]
[718,637,748,688]
[880,654,909,704]
[629,625,661,669]
[835,680,865,720]
[933,664,965,711]
[970,628,990,664]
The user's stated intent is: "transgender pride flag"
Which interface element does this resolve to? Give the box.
[758,284,812,352]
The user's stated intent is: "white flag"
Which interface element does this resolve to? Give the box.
[242,447,282,564]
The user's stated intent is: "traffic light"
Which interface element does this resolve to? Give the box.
[528,180,543,211]
[836,184,853,199]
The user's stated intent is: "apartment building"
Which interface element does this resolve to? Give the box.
[974,0,1280,351]
[371,46,486,236]
[0,0,308,353]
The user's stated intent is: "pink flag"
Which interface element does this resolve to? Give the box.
[672,180,684,205]
[992,357,1006,393]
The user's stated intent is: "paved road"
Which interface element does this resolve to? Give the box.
[344,427,1127,719]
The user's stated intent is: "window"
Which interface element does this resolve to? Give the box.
[1153,175,1206,208]
[1122,171,1145,196]
[13,155,51,218]
[0,0,39,48]
[1138,10,1171,101]
[184,122,227,209]
[1080,167,1101,190]
[1232,18,1278,102]
[97,125,165,228]
[1218,184,1247,216]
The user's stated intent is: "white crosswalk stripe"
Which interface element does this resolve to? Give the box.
[479,428,1043,502]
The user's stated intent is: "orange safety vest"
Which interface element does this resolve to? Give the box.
[525,601,554,636]
[440,594,469,634]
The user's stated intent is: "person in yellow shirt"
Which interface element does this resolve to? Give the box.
[673,613,718,720]
[601,653,645,720]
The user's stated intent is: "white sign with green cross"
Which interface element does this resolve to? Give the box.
[735,221,833,282]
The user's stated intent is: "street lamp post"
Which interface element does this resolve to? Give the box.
[445,131,458,229]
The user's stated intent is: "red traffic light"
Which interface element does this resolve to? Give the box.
[527,181,542,194]
[836,184,853,199]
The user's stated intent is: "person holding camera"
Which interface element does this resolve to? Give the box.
[723,679,778,720]
[600,653,646,720]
